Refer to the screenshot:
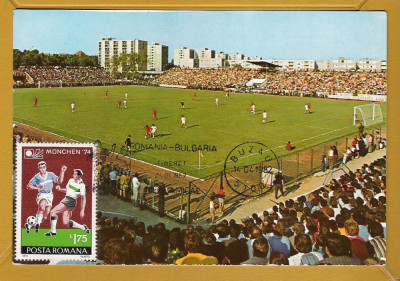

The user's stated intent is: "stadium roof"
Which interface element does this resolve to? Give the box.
[246,79,266,87]
[247,61,281,68]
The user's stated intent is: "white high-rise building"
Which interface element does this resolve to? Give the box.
[148,43,168,71]
[196,48,224,68]
[229,53,244,60]
[328,58,357,71]
[266,59,316,71]
[174,47,198,68]
[357,58,386,71]
[98,37,148,71]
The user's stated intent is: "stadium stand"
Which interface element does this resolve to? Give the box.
[152,68,387,95]
[15,66,118,87]
[13,66,387,97]
[13,125,387,265]
[93,154,386,265]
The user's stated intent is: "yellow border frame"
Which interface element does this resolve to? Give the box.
[1,1,399,280]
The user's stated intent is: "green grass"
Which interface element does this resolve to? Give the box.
[13,85,387,177]
[22,229,92,247]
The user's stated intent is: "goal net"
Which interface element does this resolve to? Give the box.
[353,104,384,126]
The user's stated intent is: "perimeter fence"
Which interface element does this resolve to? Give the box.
[94,125,385,223]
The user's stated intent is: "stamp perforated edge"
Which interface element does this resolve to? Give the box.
[13,142,98,263]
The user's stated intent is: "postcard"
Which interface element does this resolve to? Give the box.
[13,10,387,265]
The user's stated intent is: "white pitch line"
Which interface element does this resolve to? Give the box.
[15,121,202,181]
[197,124,355,171]
[304,125,334,130]
[204,128,284,144]
[291,124,354,143]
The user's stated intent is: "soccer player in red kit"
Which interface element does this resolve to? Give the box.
[308,103,311,113]
[144,125,151,139]
[117,100,121,109]
[34,97,38,107]
[105,90,108,99]
[193,93,197,101]
[153,108,158,120]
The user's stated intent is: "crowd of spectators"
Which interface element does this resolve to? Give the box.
[153,68,387,95]
[13,131,40,146]
[96,155,387,265]
[322,129,386,171]
[13,66,387,96]
[15,66,118,87]
[152,68,262,90]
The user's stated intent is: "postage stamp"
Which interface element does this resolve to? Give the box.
[14,143,97,262]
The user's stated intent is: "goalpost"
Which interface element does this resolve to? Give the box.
[353,104,384,126]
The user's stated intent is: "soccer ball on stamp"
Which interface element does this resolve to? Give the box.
[26,216,37,227]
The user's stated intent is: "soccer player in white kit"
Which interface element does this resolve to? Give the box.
[262,110,268,123]
[251,104,256,115]
[215,97,219,106]
[71,102,75,113]
[125,92,128,99]
[26,161,67,233]
[45,169,90,236]
[151,124,157,139]
[123,98,127,109]
[181,115,186,128]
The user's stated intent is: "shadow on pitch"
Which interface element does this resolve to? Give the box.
[156,133,172,138]
[157,117,169,120]
[187,125,199,129]
[264,120,276,124]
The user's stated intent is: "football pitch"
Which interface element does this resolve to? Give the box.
[13,86,387,178]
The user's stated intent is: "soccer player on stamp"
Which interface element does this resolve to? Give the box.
[181,100,185,109]
[181,115,186,128]
[26,161,67,234]
[262,110,267,123]
[151,124,157,139]
[46,169,90,236]
[153,108,158,120]
[71,101,75,114]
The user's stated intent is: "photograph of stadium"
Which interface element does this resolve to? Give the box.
[13,10,387,265]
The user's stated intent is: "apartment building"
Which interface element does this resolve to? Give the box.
[148,43,169,71]
[98,37,148,71]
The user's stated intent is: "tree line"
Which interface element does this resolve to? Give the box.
[107,51,148,79]
[13,49,99,69]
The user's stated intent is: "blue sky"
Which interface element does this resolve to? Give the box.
[13,10,387,61]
